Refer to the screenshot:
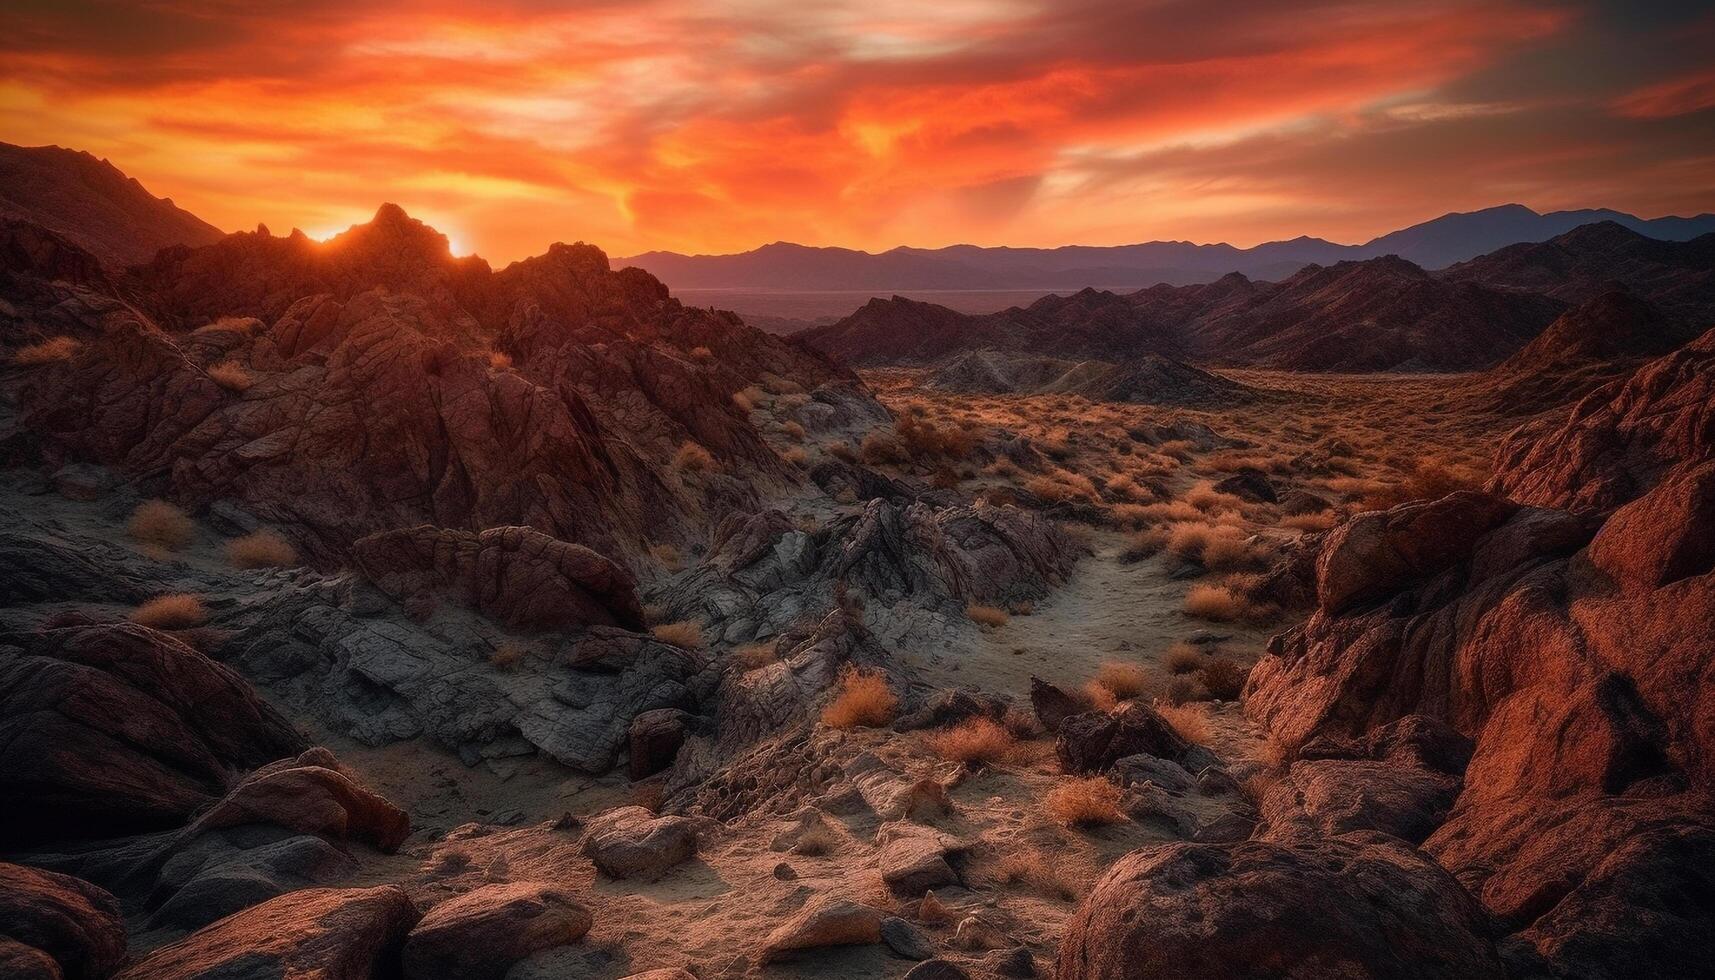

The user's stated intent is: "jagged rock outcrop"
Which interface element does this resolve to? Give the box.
[0,863,126,980]
[1055,702,1211,776]
[0,623,307,844]
[115,885,419,980]
[10,204,868,570]
[1059,836,1505,980]
[1243,327,1715,979]
[352,524,644,631]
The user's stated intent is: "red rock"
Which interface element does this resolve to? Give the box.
[187,747,410,853]
[0,863,126,980]
[0,624,306,844]
[116,886,418,980]
[402,882,591,980]
[352,524,644,631]
[1055,702,1195,775]
[1058,836,1504,980]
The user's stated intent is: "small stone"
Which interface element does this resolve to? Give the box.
[881,916,935,960]
[773,862,797,881]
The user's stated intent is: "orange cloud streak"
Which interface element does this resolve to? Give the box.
[2,0,1711,262]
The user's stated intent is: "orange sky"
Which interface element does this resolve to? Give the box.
[3,0,1713,263]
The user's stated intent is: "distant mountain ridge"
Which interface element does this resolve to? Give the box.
[620,204,1715,291]
[0,141,226,267]
[799,223,1715,374]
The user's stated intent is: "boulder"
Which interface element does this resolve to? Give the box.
[185,747,411,852]
[1314,491,1517,616]
[1029,676,1083,733]
[0,623,306,844]
[628,709,691,780]
[0,863,126,980]
[1058,836,1504,980]
[1212,467,1276,503]
[402,882,592,980]
[880,916,934,960]
[1055,702,1196,775]
[759,897,884,964]
[578,806,701,879]
[352,525,644,631]
[117,885,419,980]
[877,827,961,896]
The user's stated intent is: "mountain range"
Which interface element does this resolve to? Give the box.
[799,223,1715,373]
[620,204,1715,292]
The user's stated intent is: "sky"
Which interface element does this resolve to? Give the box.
[3,0,1713,263]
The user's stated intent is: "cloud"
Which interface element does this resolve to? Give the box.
[1,0,1711,260]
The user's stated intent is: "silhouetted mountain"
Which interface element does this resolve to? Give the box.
[0,142,225,267]
[622,205,1715,294]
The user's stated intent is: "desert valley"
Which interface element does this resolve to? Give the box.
[1,131,1712,980]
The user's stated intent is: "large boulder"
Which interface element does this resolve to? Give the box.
[1055,702,1201,775]
[0,623,306,844]
[0,863,126,980]
[352,524,644,631]
[117,885,419,980]
[1058,836,1504,980]
[403,882,592,980]
[578,806,702,880]
[759,897,885,964]
[184,747,411,852]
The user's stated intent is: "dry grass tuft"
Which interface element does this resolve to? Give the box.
[782,420,807,441]
[130,594,208,630]
[689,345,713,360]
[1184,583,1245,621]
[650,542,684,572]
[489,642,529,671]
[991,849,1089,902]
[13,336,81,365]
[1161,675,1203,706]
[488,351,513,370]
[1079,681,1119,714]
[1163,642,1205,675]
[1200,658,1250,701]
[731,641,778,670]
[1093,661,1150,700]
[129,500,195,551]
[780,446,808,467]
[1281,511,1337,532]
[1045,776,1127,827]
[791,820,841,856]
[226,530,297,569]
[673,441,716,473]
[927,717,1017,766]
[207,360,253,391]
[966,603,1010,628]
[1120,526,1169,563]
[651,620,704,649]
[1158,703,1212,744]
[821,665,898,728]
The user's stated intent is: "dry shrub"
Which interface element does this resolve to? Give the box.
[1158,703,1211,744]
[1133,500,1204,524]
[1120,526,1169,563]
[1163,642,1204,675]
[895,415,974,461]
[674,441,715,473]
[1105,472,1148,502]
[1161,675,1203,706]
[130,594,207,630]
[780,446,808,467]
[791,820,841,856]
[826,441,858,463]
[1201,658,1250,701]
[731,641,777,670]
[966,603,1009,628]
[650,542,684,571]
[1281,511,1337,532]
[226,530,297,569]
[1025,470,1099,504]
[1094,661,1149,700]
[488,351,513,370]
[1108,503,1153,528]
[983,458,1018,478]
[991,849,1088,902]
[129,500,195,551]
[782,420,806,441]
[1079,681,1119,714]
[689,345,713,360]
[1184,583,1245,621]
[651,620,703,648]
[1185,482,1243,513]
[207,360,253,391]
[821,666,898,728]
[1361,458,1486,511]
[1001,706,1041,739]
[13,336,81,365]
[928,717,1017,766]
[1045,776,1127,827]
[860,431,908,465]
[731,388,757,412]
[1166,522,1258,571]
[489,642,529,671]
